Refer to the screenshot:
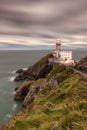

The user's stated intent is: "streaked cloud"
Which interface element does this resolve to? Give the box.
[0,0,87,49]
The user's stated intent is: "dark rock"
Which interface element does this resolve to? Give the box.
[14,70,35,82]
[14,94,24,100]
[75,56,87,73]
[23,85,37,107]
[37,64,53,79]
[14,74,24,81]
[16,69,24,73]
[23,71,34,76]
[14,81,33,100]
[21,86,29,97]
[15,87,18,91]
[22,104,26,108]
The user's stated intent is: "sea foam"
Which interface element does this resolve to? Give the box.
[11,70,16,74]
[8,76,15,82]
[11,91,16,95]
[6,114,12,118]
[23,68,27,70]
[12,103,17,111]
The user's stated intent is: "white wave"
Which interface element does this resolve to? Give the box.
[11,91,16,95]
[8,76,15,82]
[6,114,12,118]
[11,70,16,74]
[12,103,17,111]
[23,68,27,70]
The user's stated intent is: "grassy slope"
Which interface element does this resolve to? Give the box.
[6,65,87,130]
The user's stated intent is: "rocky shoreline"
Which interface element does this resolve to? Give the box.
[14,63,53,82]
[14,54,53,109]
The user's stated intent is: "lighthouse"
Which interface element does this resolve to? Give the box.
[55,39,61,59]
[56,39,61,51]
[55,39,73,62]
[48,38,75,66]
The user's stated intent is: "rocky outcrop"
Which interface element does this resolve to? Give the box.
[16,69,24,73]
[14,64,53,106]
[23,85,40,108]
[47,77,58,88]
[22,78,47,109]
[13,54,53,111]
[75,56,87,73]
[14,81,34,100]
[36,64,53,79]
[14,64,53,81]
[27,53,52,75]
[14,64,73,109]
[14,70,35,81]
[14,57,74,112]
[14,53,52,82]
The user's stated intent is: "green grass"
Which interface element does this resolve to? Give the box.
[7,66,87,130]
[47,65,66,80]
[47,65,74,88]
[79,67,87,72]
[38,53,52,65]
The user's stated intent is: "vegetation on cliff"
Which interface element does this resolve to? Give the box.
[6,72,87,130]
[3,54,87,130]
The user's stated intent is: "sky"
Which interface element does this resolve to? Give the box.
[0,0,87,50]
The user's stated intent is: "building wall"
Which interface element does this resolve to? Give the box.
[60,51,72,60]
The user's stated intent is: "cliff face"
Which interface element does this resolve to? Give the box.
[3,54,87,130]
[27,53,51,75]
[75,56,87,73]
[14,81,34,100]
[14,53,52,81]
[13,54,53,102]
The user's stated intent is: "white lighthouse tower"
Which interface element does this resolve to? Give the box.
[56,39,61,51]
[55,39,61,59]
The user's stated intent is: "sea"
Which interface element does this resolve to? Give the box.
[0,50,87,124]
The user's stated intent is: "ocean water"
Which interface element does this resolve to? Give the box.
[0,50,87,124]
[0,50,50,124]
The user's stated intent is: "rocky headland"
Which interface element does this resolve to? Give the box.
[75,56,87,73]
[2,54,87,130]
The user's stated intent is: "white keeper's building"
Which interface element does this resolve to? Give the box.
[49,39,75,66]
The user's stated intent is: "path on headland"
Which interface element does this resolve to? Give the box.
[70,67,87,78]
[73,68,87,77]
[54,63,87,78]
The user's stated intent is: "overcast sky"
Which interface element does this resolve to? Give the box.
[0,0,87,49]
